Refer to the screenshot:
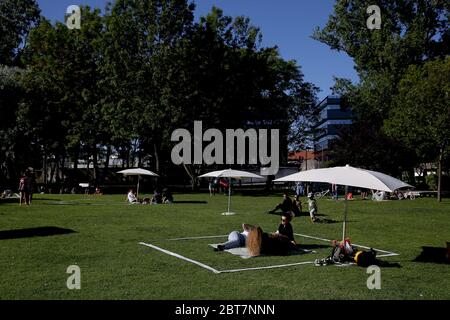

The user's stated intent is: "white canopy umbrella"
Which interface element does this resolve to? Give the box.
[274,165,412,240]
[117,168,159,197]
[198,169,264,215]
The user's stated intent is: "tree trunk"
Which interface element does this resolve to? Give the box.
[437,146,443,202]
[43,150,47,186]
[183,163,197,191]
[153,142,160,173]
[92,145,99,186]
[104,145,111,183]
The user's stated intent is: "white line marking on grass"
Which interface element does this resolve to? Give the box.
[166,235,228,241]
[219,261,314,273]
[139,242,220,274]
[139,233,398,274]
[294,233,399,257]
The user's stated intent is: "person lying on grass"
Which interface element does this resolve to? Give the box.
[214,224,254,251]
[247,226,295,257]
[314,238,377,267]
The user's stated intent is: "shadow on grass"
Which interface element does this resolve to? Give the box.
[376,260,402,268]
[296,244,330,250]
[413,246,449,264]
[0,226,76,240]
[0,198,19,205]
[173,200,208,204]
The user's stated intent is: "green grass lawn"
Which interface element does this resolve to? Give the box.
[0,192,449,300]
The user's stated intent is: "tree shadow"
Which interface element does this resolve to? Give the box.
[0,226,76,240]
[0,198,19,205]
[413,246,449,264]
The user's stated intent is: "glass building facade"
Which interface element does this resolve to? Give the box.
[313,95,353,152]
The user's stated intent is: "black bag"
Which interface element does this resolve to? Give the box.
[354,249,377,267]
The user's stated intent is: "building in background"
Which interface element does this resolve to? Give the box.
[313,95,353,167]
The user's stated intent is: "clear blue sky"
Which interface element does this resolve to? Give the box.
[36,0,359,101]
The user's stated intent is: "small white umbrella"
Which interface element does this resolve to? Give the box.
[198,169,264,215]
[274,165,412,240]
[117,168,159,197]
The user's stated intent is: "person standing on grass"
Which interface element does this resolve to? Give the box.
[307,193,318,223]
[18,172,27,205]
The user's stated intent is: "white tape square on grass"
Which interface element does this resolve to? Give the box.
[138,234,399,274]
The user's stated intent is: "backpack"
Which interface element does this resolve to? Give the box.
[354,249,377,267]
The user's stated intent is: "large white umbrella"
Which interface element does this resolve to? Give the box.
[198,169,264,215]
[274,165,412,240]
[117,168,159,197]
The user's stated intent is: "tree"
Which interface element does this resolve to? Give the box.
[0,0,40,65]
[0,65,26,185]
[384,57,450,201]
[21,7,105,187]
[313,0,449,181]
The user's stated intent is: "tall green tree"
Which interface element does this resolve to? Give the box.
[21,7,105,186]
[384,57,450,201]
[0,0,40,66]
[313,0,449,180]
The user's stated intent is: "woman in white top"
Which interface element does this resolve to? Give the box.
[126,189,139,203]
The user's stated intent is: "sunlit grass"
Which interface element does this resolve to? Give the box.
[0,193,449,299]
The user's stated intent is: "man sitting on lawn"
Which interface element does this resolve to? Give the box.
[268,192,293,216]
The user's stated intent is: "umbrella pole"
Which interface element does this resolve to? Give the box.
[137,175,140,198]
[342,185,348,241]
[227,178,231,213]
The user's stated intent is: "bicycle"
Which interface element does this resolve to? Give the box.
[314,189,330,199]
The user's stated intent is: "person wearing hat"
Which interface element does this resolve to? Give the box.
[307,193,318,223]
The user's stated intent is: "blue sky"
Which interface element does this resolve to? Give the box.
[36,0,359,101]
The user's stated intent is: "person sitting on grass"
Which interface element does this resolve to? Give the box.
[126,188,140,204]
[151,189,162,204]
[274,214,297,248]
[162,187,173,204]
[246,226,292,257]
[307,193,318,223]
[214,223,254,251]
[268,192,293,216]
[291,195,302,217]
